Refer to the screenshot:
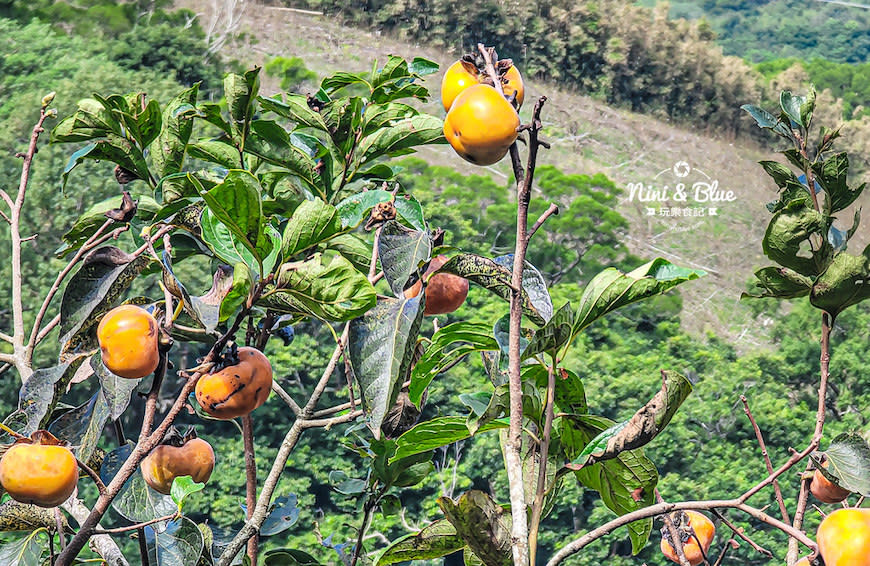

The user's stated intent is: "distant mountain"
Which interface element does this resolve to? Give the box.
[643,0,870,63]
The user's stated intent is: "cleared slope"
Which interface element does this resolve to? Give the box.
[176,0,867,349]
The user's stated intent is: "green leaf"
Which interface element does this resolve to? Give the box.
[321,71,371,94]
[523,302,574,359]
[524,364,587,415]
[573,259,704,335]
[58,247,151,361]
[328,469,367,496]
[150,85,199,183]
[322,96,365,154]
[327,233,371,272]
[820,433,870,496]
[335,189,392,228]
[812,153,864,213]
[50,97,121,143]
[47,391,110,463]
[440,254,552,326]
[567,371,692,469]
[743,266,813,300]
[160,249,220,333]
[246,120,321,192]
[780,90,806,127]
[409,321,500,407]
[18,359,87,436]
[563,415,658,555]
[220,262,253,322]
[188,140,241,170]
[392,416,509,462]
[465,385,509,435]
[379,220,433,298]
[740,104,791,138]
[258,94,329,132]
[200,210,281,277]
[93,356,142,421]
[362,102,419,135]
[0,529,48,566]
[260,495,300,537]
[763,206,829,277]
[199,170,264,261]
[170,476,205,511]
[282,199,344,259]
[810,250,870,316]
[376,520,465,566]
[144,517,205,566]
[225,68,260,145]
[60,134,150,191]
[438,491,511,566]
[137,98,163,148]
[409,57,439,76]
[394,193,426,231]
[261,254,376,321]
[759,161,800,190]
[263,548,321,566]
[357,115,445,164]
[348,296,424,437]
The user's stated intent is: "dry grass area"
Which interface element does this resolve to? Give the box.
[177,0,868,350]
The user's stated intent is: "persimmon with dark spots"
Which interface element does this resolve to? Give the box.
[404,255,469,315]
[810,457,850,504]
[0,431,78,508]
[660,510,715,566]
[195,347,273,420]
[97,304,160,378]
[140,437,215,495]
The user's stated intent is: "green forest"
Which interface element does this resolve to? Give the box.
[0,0,869,565]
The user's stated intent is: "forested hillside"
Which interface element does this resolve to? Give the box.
[0,1,868,565]
[652,0,870,63]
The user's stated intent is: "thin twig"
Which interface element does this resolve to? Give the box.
[54,507,66,548]
[741,395,790,524]
[76,456,107,496]
[312,398,362,418]
[787,312,832,565]
[92,513,177,535]
[527,203,559,243]
[711,509,772,558]
[8,107,51,382]
[271,381,302,416]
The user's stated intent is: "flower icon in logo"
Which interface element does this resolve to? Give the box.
[673,161,691,178]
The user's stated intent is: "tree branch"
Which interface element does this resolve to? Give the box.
[546,500,815,566]
[8,106,52,382]
[787,312,832,565]
[242,414,258,565]
[741,395,790,524]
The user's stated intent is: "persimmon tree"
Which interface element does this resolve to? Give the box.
[0,42,868,566]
